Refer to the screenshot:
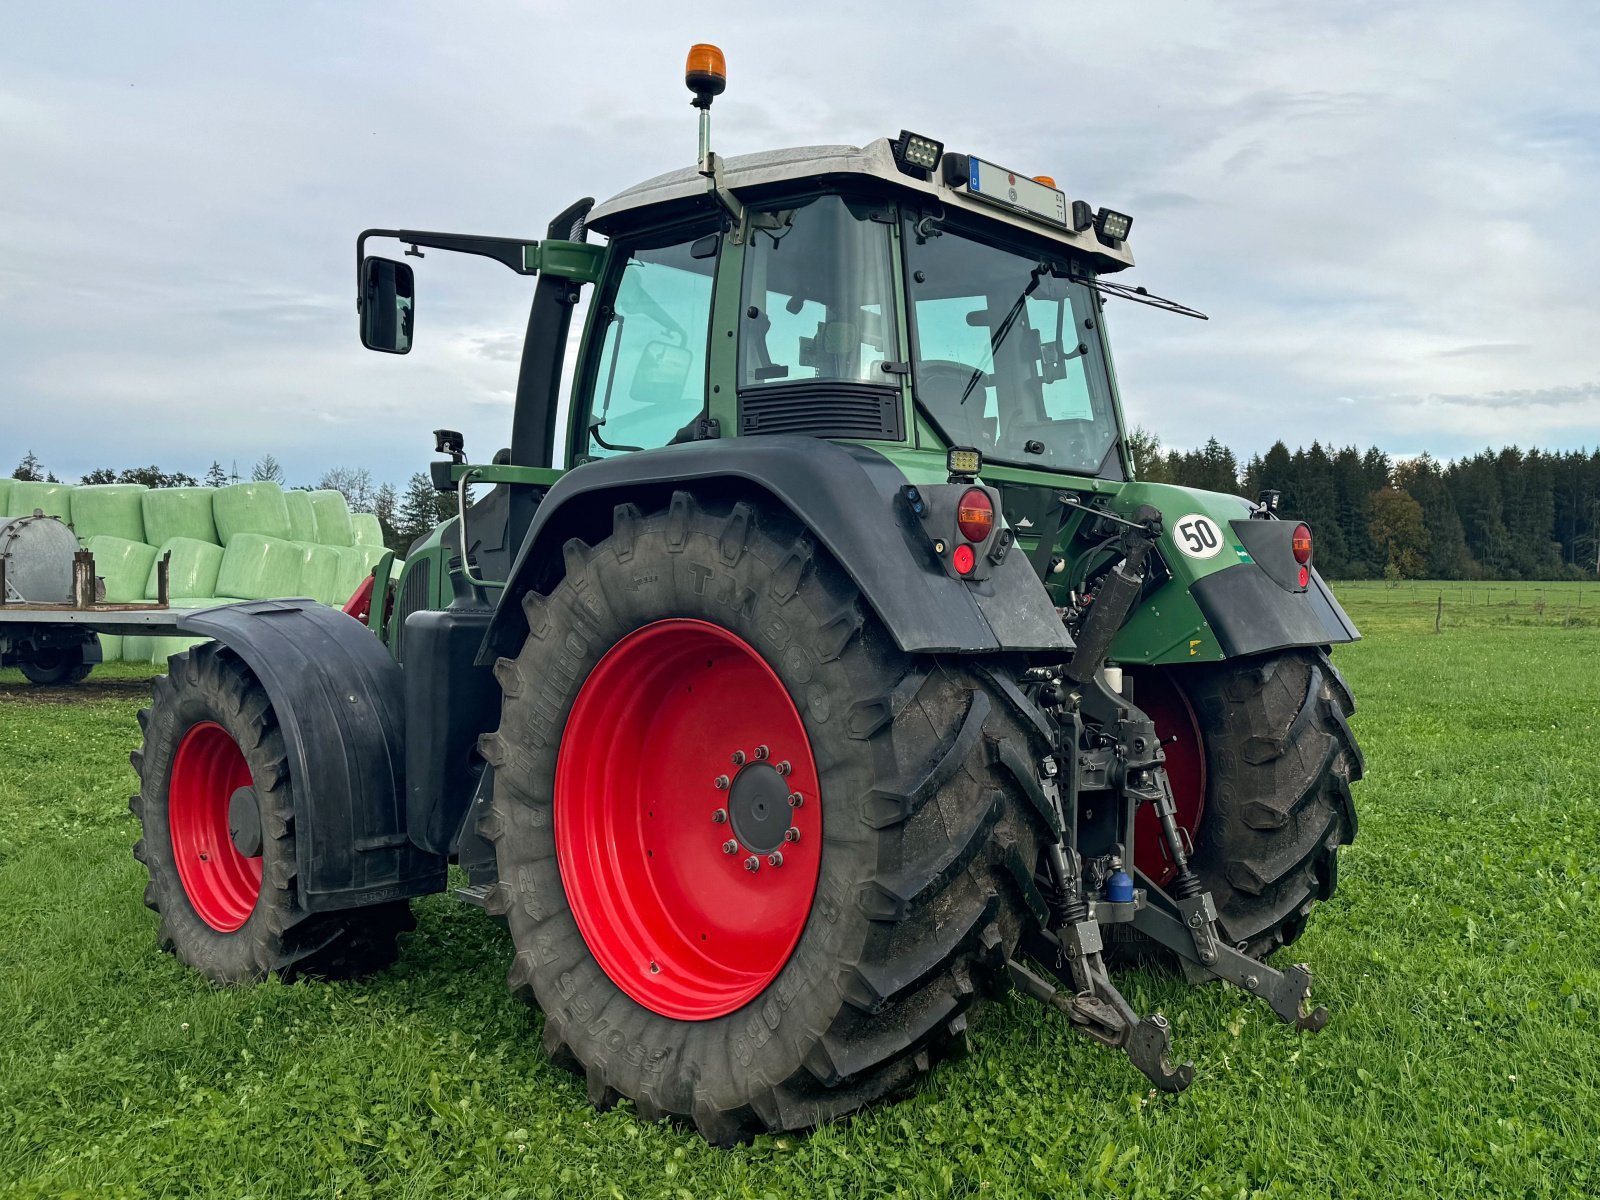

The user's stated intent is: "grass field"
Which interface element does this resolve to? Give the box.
[3,581,1598,1198]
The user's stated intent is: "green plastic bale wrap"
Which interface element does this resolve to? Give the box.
[328,545,371,603]
[123,635,155,664]
[308,490,354,546]
[213,482,292,546]
[167,596,242,609]
[7,481,72,521]
[147,635,211,664]
[216,534,305,601]
[86,535,160,603]
[144,537,224,600]
[70,484,148,543]
[142,487,218,547]
[0,480,12,513]
[96,634,123,662]
[297,543,344,606]
[350,512,385,548]
[284,489,318,542]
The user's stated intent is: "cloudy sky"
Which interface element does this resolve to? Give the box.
[4,1,1597,488]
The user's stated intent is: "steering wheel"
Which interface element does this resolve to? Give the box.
[915,359,994,448]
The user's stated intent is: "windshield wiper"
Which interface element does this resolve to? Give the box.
[1088,278,1208,320]
[959,263,1046,406]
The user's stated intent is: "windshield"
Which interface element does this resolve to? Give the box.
[905,224,1122,475]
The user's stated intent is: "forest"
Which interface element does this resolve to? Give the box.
[1131,433,1600,581]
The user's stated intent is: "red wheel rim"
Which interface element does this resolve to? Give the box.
[555,619,822,1020]
[170,721,262,932]
[1130,671,1206,888]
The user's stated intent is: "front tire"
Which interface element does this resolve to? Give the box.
[20,644,92,685]
[480,493,1046,1143]
[1135,648,1362,957]
[131,644,414,984]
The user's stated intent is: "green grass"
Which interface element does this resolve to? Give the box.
[2,582,1598,1198]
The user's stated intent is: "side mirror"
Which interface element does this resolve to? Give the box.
[359,256,415,354]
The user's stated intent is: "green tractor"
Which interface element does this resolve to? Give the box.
[130,46,1362,1141]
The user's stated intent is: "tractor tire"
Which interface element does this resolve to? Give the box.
[480,492,1047,1144]
[20,645,92,685]
[1130,647,1362,959]
[130,643,414,984]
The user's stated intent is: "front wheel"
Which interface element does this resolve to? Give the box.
[1133,648,1362,958]
[20,644,92,685]
[131,644,414,983]
[480,493,1047,1143]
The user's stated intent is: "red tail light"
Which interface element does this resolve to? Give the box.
[952,543,976,576]
[956,488,994,543]
[1291,523,1313,565]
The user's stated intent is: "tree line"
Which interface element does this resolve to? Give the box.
[18,438,1600,581]
[1130,432,1600,580]
[11,450,451,558]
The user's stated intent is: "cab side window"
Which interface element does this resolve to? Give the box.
[582,237,715,458]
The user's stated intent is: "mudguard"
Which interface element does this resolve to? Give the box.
[480,437,1073,661]
[178,599,447,912]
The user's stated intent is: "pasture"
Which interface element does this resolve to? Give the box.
[2,581,1597,1198]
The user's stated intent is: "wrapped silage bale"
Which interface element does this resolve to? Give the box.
[86,535,160,603]
[8,480,72,521]
[213,481,292,546]
[70,483,148,543]
[142,487,218,547]
[0,479,12,513]
[328,545,370,604]
[144,537,224,600]
[298,543,343,606]
[147,635,211,664]
[123,635,155,664]
[350,512,385,548]
[97,633,123,663]
[216,533,305,601]
[284,489,318,542]
[308,489,354,546]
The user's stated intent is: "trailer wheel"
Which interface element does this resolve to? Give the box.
[131,643,414,984]
[1130,648,1361,959]
[20,644,92,685]
[481,493,1046,1143]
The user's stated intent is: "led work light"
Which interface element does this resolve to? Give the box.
[1094,207,1133,243]
[892,130,944,178]
[946,447,982,478]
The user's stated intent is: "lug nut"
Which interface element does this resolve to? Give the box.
[787,791,804,808]
[722,840,738,854]
[712,808,728,824]
[768,851,784,868]
[731,750,746,766]
[754,745,769,760]
[784,827,801,843]
[714,775,730,790]
[744,855,760,872]
[776,760,791,777]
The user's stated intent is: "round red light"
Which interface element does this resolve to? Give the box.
[1291,523,1313,565]
[952,543,976,576]
[1298,565,1310,588]
[956,489,994,543]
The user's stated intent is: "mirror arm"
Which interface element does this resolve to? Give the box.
[355,228,538,299]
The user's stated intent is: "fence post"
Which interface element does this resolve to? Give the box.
[1435,594,1443,634]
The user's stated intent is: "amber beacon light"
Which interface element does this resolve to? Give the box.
[686,44,727,106]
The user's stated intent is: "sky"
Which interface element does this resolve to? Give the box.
[3,1,1597,488]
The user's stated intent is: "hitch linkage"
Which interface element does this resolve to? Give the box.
[1006,499,1327,1091]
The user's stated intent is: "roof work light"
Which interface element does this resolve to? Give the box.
[892,130,944,178]
[1094,207,1133,243]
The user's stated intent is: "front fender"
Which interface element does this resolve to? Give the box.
[481,438,1072,661]
[177,599,447,911]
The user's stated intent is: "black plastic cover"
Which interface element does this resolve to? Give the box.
[1188,565,1359,658]
[1229,519,1307,593]
[481,437,1073,662]
[402,606,500,855]
[178,600,447,911]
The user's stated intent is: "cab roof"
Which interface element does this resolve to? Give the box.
[587,137,1135,272]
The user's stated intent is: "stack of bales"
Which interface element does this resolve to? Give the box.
[5,479,396,666]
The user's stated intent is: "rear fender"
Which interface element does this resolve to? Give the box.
[480,437,1072,662]
[177,599,447,911]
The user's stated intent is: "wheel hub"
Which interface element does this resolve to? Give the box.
[727,760,790,854]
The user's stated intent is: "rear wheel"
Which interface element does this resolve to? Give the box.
[1131,648,1361,958]
[131,643,414,983]
[480,492,1046,1143]
[20,644,92,685]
